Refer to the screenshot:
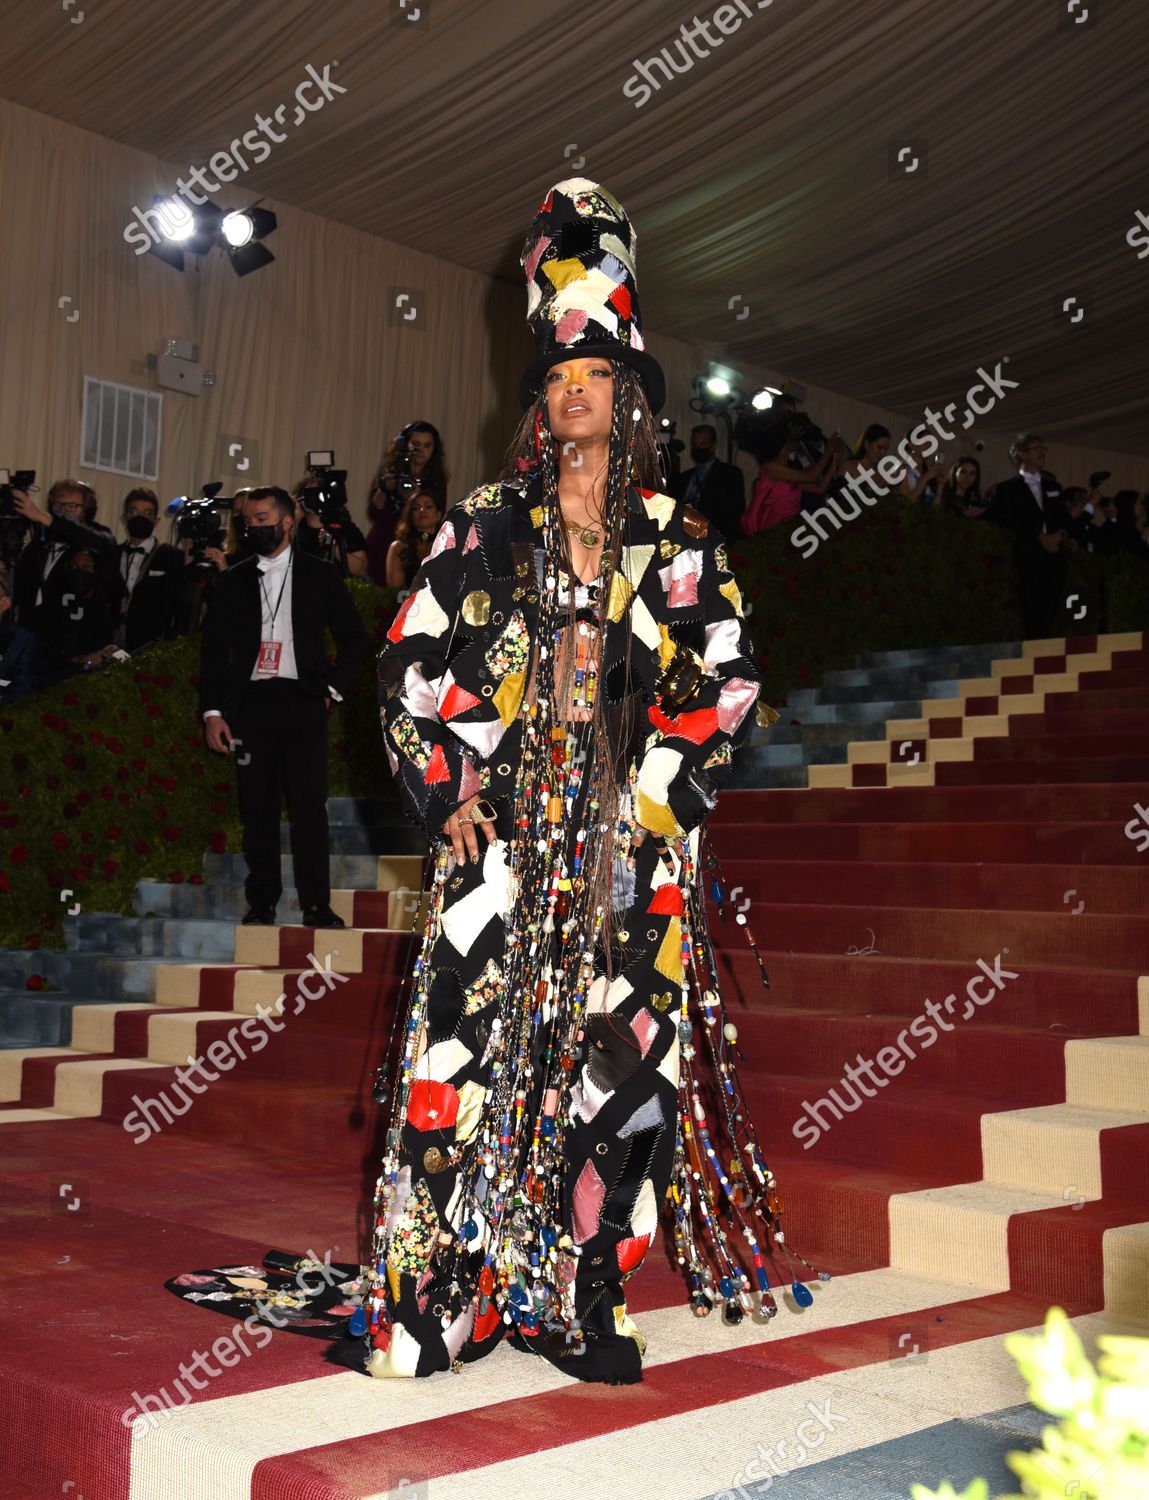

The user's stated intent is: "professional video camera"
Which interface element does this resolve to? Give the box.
[298,450,350,525]
[173,482,230,561]
[0,469,35,566]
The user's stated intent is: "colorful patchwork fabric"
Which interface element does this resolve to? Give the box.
[376,480,761,846]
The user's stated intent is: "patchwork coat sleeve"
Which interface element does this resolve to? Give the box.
[376,500,478,841]
[634,533,761,838]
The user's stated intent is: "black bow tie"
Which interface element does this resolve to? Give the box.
[126,546,146,555]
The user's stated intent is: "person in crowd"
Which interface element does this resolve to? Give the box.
[198,485,369,930]
[1061,487,1092,547]
[10,481,118,647]
[832,425,904,504]
[203,486,254,572]
[116,487,187,651]
[384,489,446,589]
[742,419,844,535]
[984,433,1068,637]
[47,548,121,682]
[366,422,448,583]
[0,562,42,704]
[80,482,114,540]
[294,476,370,578]
[1111,490,1149,561]
[937,456,988,517]
[899,436,945,505]
[668,423,746,539]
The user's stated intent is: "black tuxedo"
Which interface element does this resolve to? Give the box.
[198,547,368,913]
[987,470,1068,638]
[118,540,186,652]
[670,458,746,540]
[198,547,367,719]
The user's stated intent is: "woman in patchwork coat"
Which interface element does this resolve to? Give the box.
[364,179,797,1386]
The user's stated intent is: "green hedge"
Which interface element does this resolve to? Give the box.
[3,518,1145,950]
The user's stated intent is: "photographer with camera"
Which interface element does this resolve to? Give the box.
[366,421,448,584]
[199,485,368,929]
[738,412,845,536]
[8,479,119,663]
[293,460,369,579]
[201,487,255,573]
[116,487,187,652]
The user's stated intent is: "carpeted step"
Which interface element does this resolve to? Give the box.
[706,900,1149,970]
[714,948,1141,1030]
[711,819,1139,863]
[936,757,1149,785]
[709,858,1148,914]
[709,783,1149,824]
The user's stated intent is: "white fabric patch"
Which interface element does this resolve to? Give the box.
[438,841,511,956]
[630,1177,659,1238]
[401,662,440,721]
[402,586,450,640]
[421,1038,473,1083]
[630,595,663,651]
[704,617,743,666]
[637,745,684,804]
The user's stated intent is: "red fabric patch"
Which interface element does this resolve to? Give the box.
[616,1232,652,1275]
[406,1079,459,1132]
[439,684,481,721]
[660,707,719,746]
[423,744,451,785]
[647,884,684,917]
[648,705,675,735]
[608,284,632,320]
[473,1301,502,1342]
[386,593,417,644]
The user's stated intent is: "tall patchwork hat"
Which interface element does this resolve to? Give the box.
[518,177,666,414]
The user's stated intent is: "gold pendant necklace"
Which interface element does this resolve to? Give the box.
[564,517,601,547]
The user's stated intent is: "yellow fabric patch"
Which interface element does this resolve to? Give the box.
[757,702,781,728]
[454,1080,486,1144]
[657,623,676,671]
[718,576,744,616]
[386,1261,401,1302]
[636,789,681,839]
[607,572,635,622]
[642,491,677,530]
[530,505,545,528]
[543,257,589,291]
[493,670,525,726]
[622,543,655,590]
[654,916,684,985]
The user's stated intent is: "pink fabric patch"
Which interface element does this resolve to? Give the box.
[555,307,589,345]
[572,1159,605,1244]
[523,234,551,283]
[463,524,480,553]
[458,757,481,802]
[716,677,759,734]
[630,1007,660,1060]
[427,524,455,560]
[658,549,703,609]
[173,1273,218,1287]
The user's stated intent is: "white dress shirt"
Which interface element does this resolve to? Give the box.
[250,546,298,681]
[121,533,157,595]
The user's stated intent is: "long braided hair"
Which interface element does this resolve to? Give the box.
[501,362,662,948]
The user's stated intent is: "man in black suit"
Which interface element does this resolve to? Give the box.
[199,486,369,928]
[669,423,746,539]
[986,434,1068,638]
[11,481,119,668]
[116,487,187,652]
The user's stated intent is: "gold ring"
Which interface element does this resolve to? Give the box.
[471,799,498,824]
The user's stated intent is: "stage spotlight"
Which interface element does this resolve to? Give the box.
[750,386,781,410]
[691,361,744,409]
[155,196,196,242]
[221,211,254,247]
[225,208,277,276]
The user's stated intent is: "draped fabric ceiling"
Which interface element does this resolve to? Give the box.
[2,0,1147,516]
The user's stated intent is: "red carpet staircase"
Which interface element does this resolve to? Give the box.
[1,631,1147,1499]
